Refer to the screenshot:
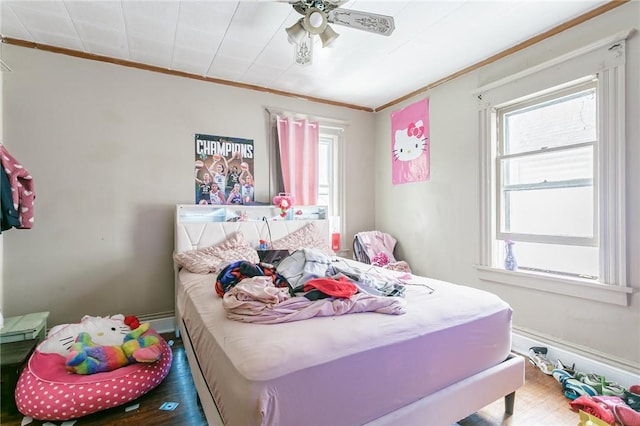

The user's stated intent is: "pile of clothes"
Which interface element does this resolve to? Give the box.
[214,248,410,324]
[570,390,640,426]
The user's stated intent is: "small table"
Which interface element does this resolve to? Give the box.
[0,312,50,343]
[1,339,38,411]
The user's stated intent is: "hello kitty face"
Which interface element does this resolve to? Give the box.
[38,314,131,356]
[394,120,427,162]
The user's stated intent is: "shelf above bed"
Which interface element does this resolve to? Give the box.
[177,204,327,223]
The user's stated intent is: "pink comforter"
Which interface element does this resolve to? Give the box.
[222,276,406,324]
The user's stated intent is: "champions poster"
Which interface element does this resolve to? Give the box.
[194,134,255,205]
[391,98,430,185]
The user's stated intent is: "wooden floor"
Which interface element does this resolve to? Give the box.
[1,336,580,426]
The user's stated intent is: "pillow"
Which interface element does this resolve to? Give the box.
[270,222,335,257]
[174,231,259,274]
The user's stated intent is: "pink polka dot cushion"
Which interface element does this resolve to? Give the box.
[14,331,172,421]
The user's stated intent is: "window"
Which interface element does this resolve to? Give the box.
[475,31,632,305]
[496,81,598,279]
[317,128,343,219]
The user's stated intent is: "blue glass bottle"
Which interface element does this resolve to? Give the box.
[504,240,517,271]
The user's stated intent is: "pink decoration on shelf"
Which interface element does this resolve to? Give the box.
[273,193,295,218]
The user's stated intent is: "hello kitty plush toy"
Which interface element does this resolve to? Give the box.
[37,314,162,375]
[39,314,133,356]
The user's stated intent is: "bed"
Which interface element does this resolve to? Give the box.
[173,204,525,426]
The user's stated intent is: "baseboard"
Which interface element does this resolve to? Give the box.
[512,327,640,389]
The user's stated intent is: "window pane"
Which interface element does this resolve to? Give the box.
[317,194,329,206]
[504,88,596,155]
[502,186,594,237]
[498,240,598,278]
[318,141,330,187]
[503,146,593,186]
[317,133,334,214]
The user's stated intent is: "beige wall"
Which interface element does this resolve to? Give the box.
[374,2,640,370]
[1,46,375,326]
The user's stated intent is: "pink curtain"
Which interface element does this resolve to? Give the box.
[276,115,319,205]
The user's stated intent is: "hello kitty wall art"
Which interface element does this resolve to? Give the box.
[391,98,430,184]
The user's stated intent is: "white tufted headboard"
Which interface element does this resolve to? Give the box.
[174,204,331,253]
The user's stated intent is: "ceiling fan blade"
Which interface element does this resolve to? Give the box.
[327,8,395,36]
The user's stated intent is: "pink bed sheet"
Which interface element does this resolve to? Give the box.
[176,260,513,426]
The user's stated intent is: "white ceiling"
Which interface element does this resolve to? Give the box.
[1,0,612,111]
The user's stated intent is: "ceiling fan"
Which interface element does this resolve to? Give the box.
[285,0,395,66]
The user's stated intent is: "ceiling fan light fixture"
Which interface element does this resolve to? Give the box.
[319,25,339,48]
[303,7,327,35]
[308,11,324,28]
[286,19,307,45]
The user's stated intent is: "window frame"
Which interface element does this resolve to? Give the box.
[474,30,633,306]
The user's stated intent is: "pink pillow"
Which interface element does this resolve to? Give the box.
[173,231,259,274]
[271,222,334,257]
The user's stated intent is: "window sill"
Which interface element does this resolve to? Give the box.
[474,265,635,306]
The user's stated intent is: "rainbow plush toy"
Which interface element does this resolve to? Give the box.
[66,322,163,375]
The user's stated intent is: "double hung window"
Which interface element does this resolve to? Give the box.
[476,31,632,305]
[496,81,597,279]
